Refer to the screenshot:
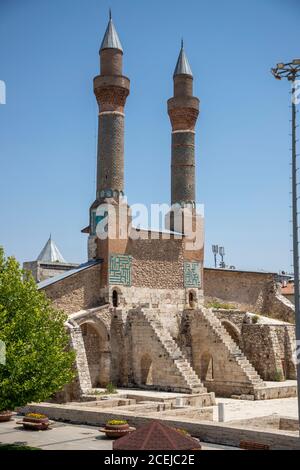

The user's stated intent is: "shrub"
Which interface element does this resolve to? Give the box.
[273,369,284,382]
[205,300,235,310]
[252,315,260,324]
[105,382,117,394]
[0,247,75,412]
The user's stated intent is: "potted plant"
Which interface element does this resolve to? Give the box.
[0,410,13,422]
[18,413,50,430]
[100,419,135,438]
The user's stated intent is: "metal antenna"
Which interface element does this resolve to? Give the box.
[212,245,219,268]
[219,246,225,268]
[109,8,112,20]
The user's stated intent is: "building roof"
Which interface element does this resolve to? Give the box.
[174,40,193,77]
[100,10,123,52]
[113,420,201,451]
[37,236,66,263]
[37,260,102,290]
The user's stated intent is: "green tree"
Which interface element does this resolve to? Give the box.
[0,247,75,411]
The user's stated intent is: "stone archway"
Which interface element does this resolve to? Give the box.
[221,320,241,347]
[140,354,153,386]
[80,320,111,388]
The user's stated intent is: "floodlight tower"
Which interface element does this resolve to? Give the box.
[271,59,300,433]
[212,245,219,268]
[219,246,225,268]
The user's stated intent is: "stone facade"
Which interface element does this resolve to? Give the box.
[43,264,103,314]
[242,324,296,381]
[204,268,295,323]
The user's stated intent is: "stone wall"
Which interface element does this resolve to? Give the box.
[41,264,103,314]
[23,261,79,283]
[126,308,203,393]
[212,308,296,382]
[19,403,300,450]
[242,324,296,381]
[204,268,294,323]
[129,237,185,289]
[188,309,264,397]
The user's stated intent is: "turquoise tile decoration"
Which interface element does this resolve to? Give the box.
[109,254,132,286]
[91,211,108,236]
[184,261,201,288]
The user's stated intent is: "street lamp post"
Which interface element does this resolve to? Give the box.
[272,59,300,433]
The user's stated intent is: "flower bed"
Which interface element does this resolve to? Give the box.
[100,419,136,439]
[17,413,50,431]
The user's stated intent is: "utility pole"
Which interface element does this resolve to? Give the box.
[272,59,300,433]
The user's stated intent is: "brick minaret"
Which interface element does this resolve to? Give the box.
[94,11,130,200]
[87,12,130,259]
[168,41,199,208]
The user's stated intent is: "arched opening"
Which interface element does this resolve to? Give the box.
[200,352,214,381]
[112,290,119,307]
[221,320,241,347]
[140,354,153,386]
[80,322,110,388]
[189,291,195,308]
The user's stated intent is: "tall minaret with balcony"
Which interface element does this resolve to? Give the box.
[87,12,130,259]
[167,42,204,296]
[167,41,199,232]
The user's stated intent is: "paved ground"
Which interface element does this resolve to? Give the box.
[213,397,298,422]
[0,416,238,450]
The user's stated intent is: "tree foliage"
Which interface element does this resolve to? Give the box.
[0,247,75,411]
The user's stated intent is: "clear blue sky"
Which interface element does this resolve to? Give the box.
[0,0,299,272]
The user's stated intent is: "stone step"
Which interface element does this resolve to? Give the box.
[200,308,265,389]
[141,309,205,393]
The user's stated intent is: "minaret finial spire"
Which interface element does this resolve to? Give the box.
[173,41,193,77]
[100,8,123,52]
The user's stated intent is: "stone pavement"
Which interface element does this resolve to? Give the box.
[0,416,238,450]
[214,396,298,422]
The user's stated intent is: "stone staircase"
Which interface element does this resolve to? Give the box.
[139,309,206,394]
[199,308,265,389]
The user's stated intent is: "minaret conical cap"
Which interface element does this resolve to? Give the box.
[173,40,193,77]
[100,10,123,52]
